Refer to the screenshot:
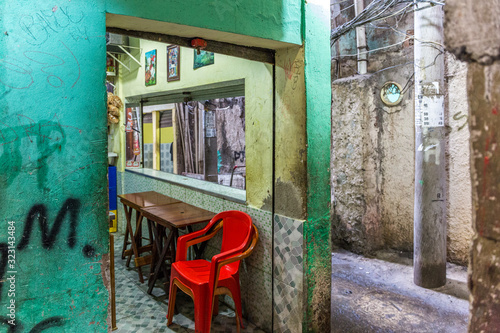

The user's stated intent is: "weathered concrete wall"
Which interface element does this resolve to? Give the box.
[274,47,307,219]
[331,5,473,265]
[331,66,415,254]
[331,75,384,253]
[466,62,500,333]
[444,1,500,65]
[445,55,473,265]
[216,97,246,189]
[0,1,109,331]
[440,1,500,330]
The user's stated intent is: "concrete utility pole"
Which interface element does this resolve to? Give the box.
[413,2,447,288]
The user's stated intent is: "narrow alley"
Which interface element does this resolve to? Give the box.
[1,0,499,332]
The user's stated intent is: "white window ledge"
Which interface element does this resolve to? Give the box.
[125,168,246,204]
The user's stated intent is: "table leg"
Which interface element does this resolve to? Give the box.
[147,227,176,295]
[150,222,163,285]
[124,207,145,283]
[126,210,139,268]
[170,228,178,262]
[121,205,133,260]
[148,219,158,276]
[147,220,154,246]
[135,211,143,249]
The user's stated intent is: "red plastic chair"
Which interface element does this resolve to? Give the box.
[166,210,259,333]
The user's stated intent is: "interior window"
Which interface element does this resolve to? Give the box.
[108,33,270,191]
[138,97,245,190]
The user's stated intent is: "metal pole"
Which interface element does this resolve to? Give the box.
[354,0,368,74]
[413,2,447,288]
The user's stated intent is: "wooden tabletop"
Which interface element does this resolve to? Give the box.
[141,202,215,229]
[118,191,180,210]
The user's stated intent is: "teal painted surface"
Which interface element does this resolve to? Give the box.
[0,0,308,331]
[105,0,302,46]
[303,0,332,332]
[0,1,109,331]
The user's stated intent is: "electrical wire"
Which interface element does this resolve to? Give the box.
[332,37,412,58]
[340,3,355,13]
[331,0,354,6]
[331,0,444,46]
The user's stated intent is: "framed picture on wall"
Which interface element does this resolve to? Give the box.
[145,49,157,86]
[167,45,180,82]
[193,50,214,69]
[106,55,116,76]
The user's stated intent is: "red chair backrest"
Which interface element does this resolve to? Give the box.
[214,210,253,273]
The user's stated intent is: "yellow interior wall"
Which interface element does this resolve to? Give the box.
[160,127,174,143]
[117,38,273,209]
[143,123,154,144]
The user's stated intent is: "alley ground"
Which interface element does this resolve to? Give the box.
[113,234,469,332]
[331,248,469,333]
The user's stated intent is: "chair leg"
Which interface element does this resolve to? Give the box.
[213,296,219,316]
[194,293,212,333]
[227,282,245,329]
[166,281,178,326]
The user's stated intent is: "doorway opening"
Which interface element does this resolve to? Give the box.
[105,28,275,332]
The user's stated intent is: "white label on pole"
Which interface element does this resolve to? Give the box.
[415,96,422,128]
[420,95,444,127]
[205,111,216,137]
[206,128,216,138]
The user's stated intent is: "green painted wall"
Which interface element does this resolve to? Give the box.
[0,0,109,331]
[118,40,273,210]
[303,0,332,332]
[106,0,302,46]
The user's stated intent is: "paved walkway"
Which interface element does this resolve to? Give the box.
[331,248,469,333]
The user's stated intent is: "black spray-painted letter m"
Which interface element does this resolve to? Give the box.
[17,198,81,250]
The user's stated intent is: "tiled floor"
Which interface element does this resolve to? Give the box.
[112,235,266,333]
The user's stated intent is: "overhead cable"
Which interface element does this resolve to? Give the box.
[331,0,444,46]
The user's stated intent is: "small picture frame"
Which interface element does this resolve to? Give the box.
[167,45,180,82]
[106,55,116,76]
[145,49,157,86]
[193,50,214,69]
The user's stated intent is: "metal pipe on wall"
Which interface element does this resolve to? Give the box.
[354,0,368,74]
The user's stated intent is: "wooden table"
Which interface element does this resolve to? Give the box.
[140,202,215,295]
[118,191,180,283]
